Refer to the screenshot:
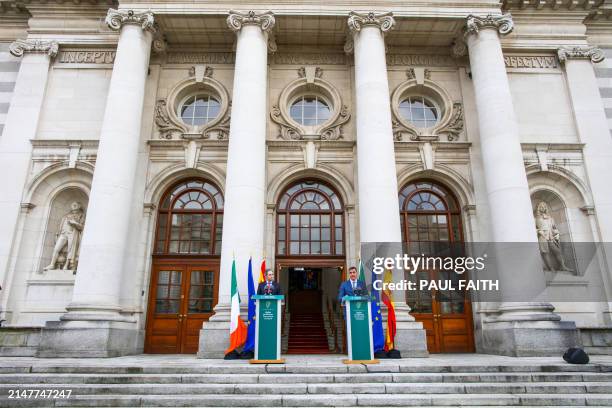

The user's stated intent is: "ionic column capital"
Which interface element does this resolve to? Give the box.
[465,13,514,38]
[347,11,395,35]
[9,39,59,58]
[105,9,156,34]
[226,10,276,33]
[557,46,605,64]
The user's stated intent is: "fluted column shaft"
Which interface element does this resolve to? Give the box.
[65,10,154,319]
[0,41,57,315]
[347,13,428,357]
[217,11,274,305]
[465,14,555,318]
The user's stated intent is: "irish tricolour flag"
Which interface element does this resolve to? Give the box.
[225,259,247,355]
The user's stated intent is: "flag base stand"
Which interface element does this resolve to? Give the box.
[342,359,379,365]
[249,359,285,364]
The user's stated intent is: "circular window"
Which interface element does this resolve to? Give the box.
[399,96,439,128]
[289,95,332,126]
[179,95,220,127]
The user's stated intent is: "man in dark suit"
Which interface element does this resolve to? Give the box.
[257,269,282,295]
[337,266,367,304]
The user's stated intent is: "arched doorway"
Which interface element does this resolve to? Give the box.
[145,179,223,353]
[275,180,346,353]
[399,180,475,353]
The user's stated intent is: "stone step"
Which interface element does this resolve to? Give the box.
[1,393,611,407]
[1,382,610,395]
[2,363,608,375]
[1,371,611,385]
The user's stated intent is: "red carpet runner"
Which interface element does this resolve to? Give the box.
[287,313,331,354]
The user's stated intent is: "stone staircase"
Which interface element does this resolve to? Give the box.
[0,358,611,407]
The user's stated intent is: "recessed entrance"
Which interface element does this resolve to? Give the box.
[278,263,344,354]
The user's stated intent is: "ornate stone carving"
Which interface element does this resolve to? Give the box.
[535,201,573,272]
[43,201,85,272]
[270,70,351,141]
[557,46,605,64]
[9,39,59,58]
[438,103,464,141]
[347,11,395,34]
[465,14,514,37]
[105,9,156,33]
[297,66,323,79]
[226,10,275,33]
[154,99,186,139]
[154,70,231,140]
[189,65,213,78]
[406,68,431,80]
[451,37,468,58]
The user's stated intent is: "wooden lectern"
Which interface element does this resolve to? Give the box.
[342,295,379,364]
[250,294,285,364]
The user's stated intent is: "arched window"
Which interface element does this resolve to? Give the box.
[155,179,223,255]
[400,180,464,315]
[399,180,462,255]
[276,180,344,256]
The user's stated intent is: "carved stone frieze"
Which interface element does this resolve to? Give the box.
[347,11,395,34]
[9,39,59,58]
[105,9,156,33]
[557,46,605,64]
[465,13,514,38]
[227,10,275,33]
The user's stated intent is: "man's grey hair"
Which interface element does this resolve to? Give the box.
[266,269,274,275]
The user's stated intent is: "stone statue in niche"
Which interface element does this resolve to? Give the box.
[43,201,85,272]
[535,201,572,272]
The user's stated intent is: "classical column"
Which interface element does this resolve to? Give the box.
[347,11,428,357]
[198,10,274,358]
[557,46,612,303]
[0,40,58,318]
[38,9,155,357]
[464,14,578,355]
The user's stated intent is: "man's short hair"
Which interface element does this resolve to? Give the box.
[266,269,274,275]
[348,266,357,272]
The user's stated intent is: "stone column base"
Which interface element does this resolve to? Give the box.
[480,320,580,357]
[394,321,429,357]
[198,303,230,358]
[37,320,143,358]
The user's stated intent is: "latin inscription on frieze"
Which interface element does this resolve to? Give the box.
[166,52,235,64]
[58,50,116,64]
[504,55,558,69]
[386,54,457,67]
[271,53,347,65]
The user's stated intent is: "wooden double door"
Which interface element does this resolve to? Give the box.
[407,269,475,353]
[145,260,219,354]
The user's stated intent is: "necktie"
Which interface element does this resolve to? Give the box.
[352,280,356,290]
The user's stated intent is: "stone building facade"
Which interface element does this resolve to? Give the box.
[0,0,612,358]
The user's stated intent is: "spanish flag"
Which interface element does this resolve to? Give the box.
[381,268,397,352]
[225,259,247,355]
[259,259,266,284]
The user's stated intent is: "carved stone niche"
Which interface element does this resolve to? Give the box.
[270,66,351,140]
[154,66,231,140]
[391,76,464,142]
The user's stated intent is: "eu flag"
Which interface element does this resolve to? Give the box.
[243,258,256,353]
[369,265,385,353]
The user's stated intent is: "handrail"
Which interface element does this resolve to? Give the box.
[326,297,338,352]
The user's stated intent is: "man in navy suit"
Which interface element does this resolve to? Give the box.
[257,269,282,295]
[337,266,367,304]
